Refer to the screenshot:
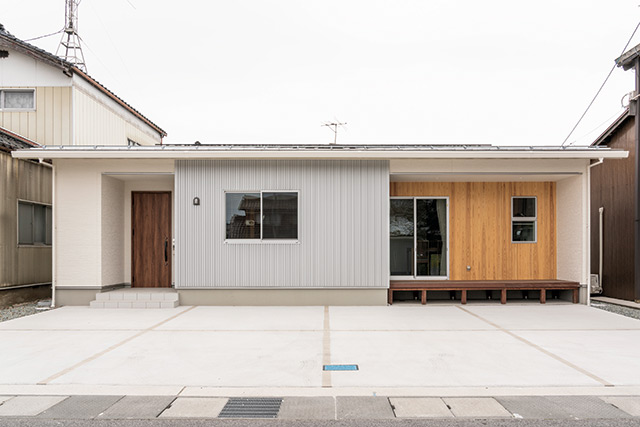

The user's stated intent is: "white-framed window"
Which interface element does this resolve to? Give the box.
[511,196,536,243]
[18,200,52,246]
[225,190,299,241]
[0,89,35,111]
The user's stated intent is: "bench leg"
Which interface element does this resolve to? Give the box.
[540,289,546,304]
[461,290,467,304]
[572,289,579,304]
[421,290,427,305]
[388,289,393,305]
[501,289,507,304]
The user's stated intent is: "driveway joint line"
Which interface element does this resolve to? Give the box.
[455,306,614,387]
[322,306,332,388]
[37,306,197,385]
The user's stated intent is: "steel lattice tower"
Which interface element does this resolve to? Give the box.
[56,0,87,71]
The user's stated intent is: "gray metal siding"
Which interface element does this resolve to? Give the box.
[175,160,389,288]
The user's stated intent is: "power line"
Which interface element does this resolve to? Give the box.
[561,19,640,146]
[24,27,64,42]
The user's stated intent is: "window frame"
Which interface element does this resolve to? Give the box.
[511,196,537,244]
[0,89,36,111]
[224,190,300,244]
[17,199,52,247]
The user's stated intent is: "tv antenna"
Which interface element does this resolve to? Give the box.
[321,120,347,145]
[56,0,87,72]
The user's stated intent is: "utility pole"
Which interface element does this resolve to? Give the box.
[56,0,87,72]
[322,120,347,145]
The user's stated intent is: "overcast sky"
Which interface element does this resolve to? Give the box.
[3,1,640,146]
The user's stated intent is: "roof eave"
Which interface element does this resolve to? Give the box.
[11,148,629,161]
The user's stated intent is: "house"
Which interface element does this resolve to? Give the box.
[589,42,640,303]
[0,126,52,306]
[0,24,167,304]
[0,23,166,146]
[13,144,627,306]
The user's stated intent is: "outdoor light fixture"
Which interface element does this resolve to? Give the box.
[193,197,200,206]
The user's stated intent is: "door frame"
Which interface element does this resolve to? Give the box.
[131,191,172,288]
[390,196,450,281]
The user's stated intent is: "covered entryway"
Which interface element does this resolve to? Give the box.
[131,191,172,288]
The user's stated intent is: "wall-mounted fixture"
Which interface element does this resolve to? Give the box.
[193,197,200,206]
[466,266,471,271]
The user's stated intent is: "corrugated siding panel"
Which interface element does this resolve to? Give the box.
[73,88,159,146]
[175,160,389,288]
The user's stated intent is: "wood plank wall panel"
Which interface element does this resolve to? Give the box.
[390,181,556,280]
[0,87,72,145]
[590,118,636,300]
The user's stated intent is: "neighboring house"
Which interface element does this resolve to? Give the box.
[590,109,636,301]
[0,23,166,146]
[0,126,52,305]
[0,24,166,305]
[13,144,627,306]
[589,42,640,303]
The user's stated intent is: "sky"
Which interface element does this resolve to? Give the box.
[3,1,640,146]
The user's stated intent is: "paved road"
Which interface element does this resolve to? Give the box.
[2,419,640,427]
[0,395,638,422]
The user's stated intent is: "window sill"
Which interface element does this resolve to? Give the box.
[224,239,300,245]
[17,244,52,248]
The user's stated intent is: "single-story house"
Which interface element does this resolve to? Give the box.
[13,144,627,307]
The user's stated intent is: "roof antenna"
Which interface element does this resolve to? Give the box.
[321,120,347,145]
[56,0,87,71]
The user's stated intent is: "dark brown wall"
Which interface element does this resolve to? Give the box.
[590,117,637,300]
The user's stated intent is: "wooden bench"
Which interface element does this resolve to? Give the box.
[388,280,581,305]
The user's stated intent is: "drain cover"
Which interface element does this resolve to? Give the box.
[218,397,282,418]
[323,364,359,371]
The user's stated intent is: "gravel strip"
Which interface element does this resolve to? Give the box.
[591,300,640,321]
[0,300,53,323]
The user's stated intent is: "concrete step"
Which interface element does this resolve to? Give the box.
[90,299,179,309]
[91,289,179,308]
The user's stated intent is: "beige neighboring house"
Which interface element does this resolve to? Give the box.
[0,23,166,304]
[0,23,166,147]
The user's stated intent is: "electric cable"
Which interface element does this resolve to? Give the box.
[561,19,640,146]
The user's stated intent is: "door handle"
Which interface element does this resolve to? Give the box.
[164,239,168,264]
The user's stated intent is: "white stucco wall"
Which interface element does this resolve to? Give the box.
[101,175,124,286]
[556,167,590,299]
[54,159,173,289]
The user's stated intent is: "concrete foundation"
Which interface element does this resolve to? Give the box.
[55,288,389,306]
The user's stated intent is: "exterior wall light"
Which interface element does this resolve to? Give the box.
[193,197,200,206]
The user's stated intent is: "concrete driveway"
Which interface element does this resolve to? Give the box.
[1,303,640,397]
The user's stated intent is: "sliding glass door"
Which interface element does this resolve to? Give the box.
[390,197,448,279]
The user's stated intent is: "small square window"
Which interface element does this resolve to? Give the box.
[18,201,52,246]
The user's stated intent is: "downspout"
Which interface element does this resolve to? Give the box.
[599,206,604,293]
[39,158,55,307]
[51,160,56,308]
[589,158,604,298]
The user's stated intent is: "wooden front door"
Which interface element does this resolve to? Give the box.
[131,192,171,288]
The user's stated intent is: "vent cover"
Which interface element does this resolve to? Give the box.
[0,50,8,58]
[218,397,282,418]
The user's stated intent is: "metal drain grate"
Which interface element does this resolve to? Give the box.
[218,397,283,419]
[323,364,359,371]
